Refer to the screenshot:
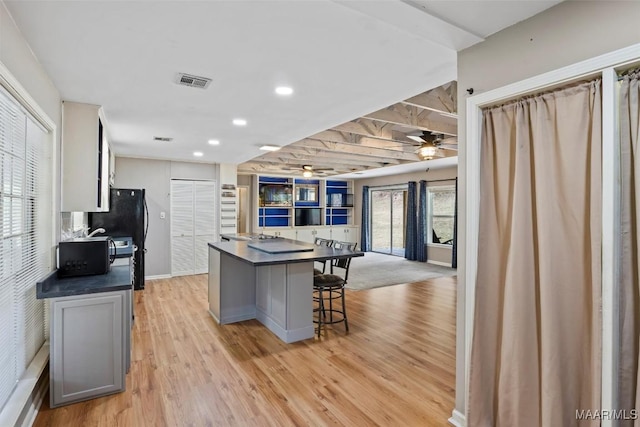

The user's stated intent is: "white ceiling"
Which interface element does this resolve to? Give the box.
[5,0,561,168]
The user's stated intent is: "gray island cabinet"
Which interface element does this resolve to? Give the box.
[36,265,133,408]
[209,234,363,343]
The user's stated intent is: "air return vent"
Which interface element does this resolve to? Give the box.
[153,136,173,142]
[175,73,212,89]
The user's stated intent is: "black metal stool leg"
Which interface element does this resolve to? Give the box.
[342,287,349,332]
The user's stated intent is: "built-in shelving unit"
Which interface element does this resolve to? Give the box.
[220,183,237,230]
[258,176,293,227]
[325,180,353,226]
[252,175,358,244]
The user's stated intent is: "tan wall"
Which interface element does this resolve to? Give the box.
[353,165,457,265]
[455,1,640,416]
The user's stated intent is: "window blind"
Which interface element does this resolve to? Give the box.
[0,85,52,412]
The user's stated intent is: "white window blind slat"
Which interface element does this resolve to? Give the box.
[0,86,52,412]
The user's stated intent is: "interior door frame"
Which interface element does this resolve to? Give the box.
[459,42,640,427]
[369,184,408,256]
[237,185,250,234]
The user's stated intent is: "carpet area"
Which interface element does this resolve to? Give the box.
[343,251,457,291]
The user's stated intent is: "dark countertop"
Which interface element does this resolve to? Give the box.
[37,265,133,299]
[209,237,363,266]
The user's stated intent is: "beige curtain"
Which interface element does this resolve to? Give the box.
[469,80,602,426]
[620,69,640,426]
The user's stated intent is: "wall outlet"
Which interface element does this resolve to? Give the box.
[160,211,166,219]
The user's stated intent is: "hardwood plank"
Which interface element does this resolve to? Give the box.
[34,273,456,426]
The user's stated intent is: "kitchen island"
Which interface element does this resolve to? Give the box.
[208,234,363,343]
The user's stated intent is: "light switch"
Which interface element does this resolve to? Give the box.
[160,211,166,219]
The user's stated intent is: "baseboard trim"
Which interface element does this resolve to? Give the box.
[21,369,48,427]
[145,274,171,280]
[448,409,466,427]
[0,343,49,427]
[427,260,453,267]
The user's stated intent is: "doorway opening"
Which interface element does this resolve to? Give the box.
[370,186,407,257]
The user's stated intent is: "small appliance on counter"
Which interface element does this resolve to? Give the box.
[57,236,116,277]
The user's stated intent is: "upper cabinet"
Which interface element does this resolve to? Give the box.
[61,101,111,212]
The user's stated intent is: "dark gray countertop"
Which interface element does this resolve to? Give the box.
[209,237,363,266]
[36,265,133,299]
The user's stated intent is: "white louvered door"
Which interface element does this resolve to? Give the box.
[194,181,216,274]
[171,180,195,276]
[170,180,216,276]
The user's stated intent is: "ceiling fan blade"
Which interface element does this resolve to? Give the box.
[438,144,458,151]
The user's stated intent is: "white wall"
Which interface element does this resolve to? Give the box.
[0,2,62,238]
[454,1,640,420]
[353,165,457,265]
[0,3,62,425]
[114,157,218,277]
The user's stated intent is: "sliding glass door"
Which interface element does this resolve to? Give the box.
[370,187,407,256]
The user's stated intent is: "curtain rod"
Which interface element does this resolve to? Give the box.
[618,68,640,80]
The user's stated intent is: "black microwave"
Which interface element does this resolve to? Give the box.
[58,237,115,278]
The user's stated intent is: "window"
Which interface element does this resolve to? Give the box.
[427,186,455,245]
[0,85,52,412]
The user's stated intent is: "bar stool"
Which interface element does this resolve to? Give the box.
[313,241,357,337]
[313,237,333,275]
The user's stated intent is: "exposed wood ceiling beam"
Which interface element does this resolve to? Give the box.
[273,146,403,165]
[400,81,457,116]
[255,152,393,169]
[293,138,419,161]
[363,104,457,136]
[331,119,395,139]
[238,162,353,176]
[309,129,417,152]
[330,119,422,146]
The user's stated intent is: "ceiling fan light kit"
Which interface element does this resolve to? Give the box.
[416,141,440,160]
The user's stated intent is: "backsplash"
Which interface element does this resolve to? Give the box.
[60,212,87,240]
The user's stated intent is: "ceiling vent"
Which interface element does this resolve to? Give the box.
[153,136,173,142]
[175,73,212,89]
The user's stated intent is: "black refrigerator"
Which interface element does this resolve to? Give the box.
[89,188,147,290]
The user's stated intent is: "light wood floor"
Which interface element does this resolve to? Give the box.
[34,274,457,427]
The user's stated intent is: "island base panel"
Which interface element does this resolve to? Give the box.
[209,248,257,324]
[255,262,314,343]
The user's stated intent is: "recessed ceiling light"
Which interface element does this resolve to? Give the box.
[208,139,220,145]
[275,86,294,96]
[193,151,203,157]
[260,145,281,151]
[232,118,247,126]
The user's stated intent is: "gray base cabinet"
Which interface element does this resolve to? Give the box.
[50,290,128,408]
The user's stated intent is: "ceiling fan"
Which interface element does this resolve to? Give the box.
[407,131,458,160]
[282,164,334,177]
